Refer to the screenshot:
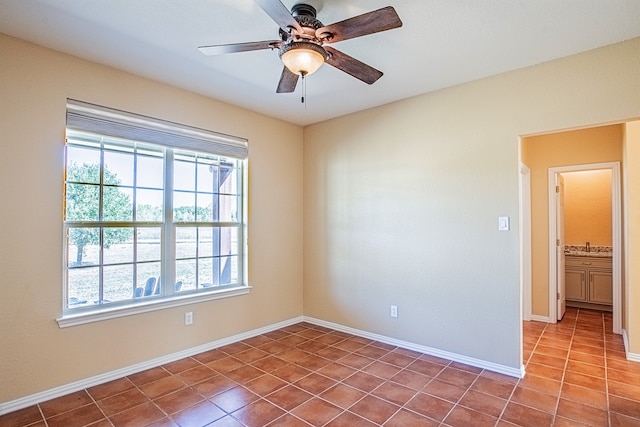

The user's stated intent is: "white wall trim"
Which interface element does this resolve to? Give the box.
[622,329,640,362]
[547,163,622,333]
[304,316,525,379]
[1,314,532,416]
[529,314,551,323]
[57,286,253,328]
[0,316,304,416]
[519,162,532,323]
[623,328,629,353]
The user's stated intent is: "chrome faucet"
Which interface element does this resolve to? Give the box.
[586,241,590,252]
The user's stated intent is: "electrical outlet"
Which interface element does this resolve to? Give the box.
[185,311,193,325]
[390,305,398,318]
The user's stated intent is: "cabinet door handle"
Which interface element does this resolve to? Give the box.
[582,262,592,265]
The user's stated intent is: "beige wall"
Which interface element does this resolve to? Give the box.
[563,169,612,246]
[304,38,640,370]
[624,121,640,352]
[523,126,622,317]
[3,31,640,406]
[0,34,304,403]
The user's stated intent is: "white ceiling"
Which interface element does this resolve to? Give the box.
[2,0,640,126]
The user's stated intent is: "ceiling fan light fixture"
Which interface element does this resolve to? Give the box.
[280,41,327,76]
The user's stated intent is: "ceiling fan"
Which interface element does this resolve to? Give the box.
[198,0,403,93]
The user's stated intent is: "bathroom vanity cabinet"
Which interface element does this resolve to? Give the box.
[565,255,612,309]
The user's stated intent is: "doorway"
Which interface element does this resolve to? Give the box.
[547,163,621,333]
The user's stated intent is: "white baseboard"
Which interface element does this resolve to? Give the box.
[622,329,640,362]
[303,316,525,379]
[0,316,304,416]
[529,314,551,323]
[2,314,528,416]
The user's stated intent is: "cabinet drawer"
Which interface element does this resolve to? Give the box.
[566,256,611,270]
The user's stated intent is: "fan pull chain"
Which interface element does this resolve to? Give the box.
[301,73,306,108]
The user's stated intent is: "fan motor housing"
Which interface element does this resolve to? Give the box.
[291,3,317,17]
[278,3,323,44]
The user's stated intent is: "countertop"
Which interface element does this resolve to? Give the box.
[564,245,612,258]
[564,250,612,258]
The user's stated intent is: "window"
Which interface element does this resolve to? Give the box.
[61,100,248,325]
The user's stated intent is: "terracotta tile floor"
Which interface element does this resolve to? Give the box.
[2,308,640,426]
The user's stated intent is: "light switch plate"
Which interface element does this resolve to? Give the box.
[498,216,510,231]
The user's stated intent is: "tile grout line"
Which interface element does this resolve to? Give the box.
[187,331,491,425]
[602,311,612,427]
[313,342,438,426]
[37,404,49,427]
[214,329,411,426]
[438,369,484,425]
[551,308,578,424]
[500,319,550,425]
[273,331,466,426]
[268,329,521,426]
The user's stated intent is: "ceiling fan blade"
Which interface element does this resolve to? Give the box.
[253,0,302,34]
[198,40,280,55]
[324,46,383,85]
[276,66,299,93]
[316,6,402,43]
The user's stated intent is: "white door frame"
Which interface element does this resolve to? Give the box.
[547,162,621,333]
[556,174,566,320]
[519,163,532,321]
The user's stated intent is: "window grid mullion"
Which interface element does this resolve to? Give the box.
[132,145,138,297]
[194,157,200,289]
[163,149,175,298]
[98,140,106,304]
[63,117,246,315]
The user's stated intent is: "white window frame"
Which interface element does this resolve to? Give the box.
[57,100,250,328]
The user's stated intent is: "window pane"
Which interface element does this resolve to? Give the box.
[137,228,161,262]
[199,257,214,288]
[220,165,238,194]
[136,189,163,221]
[103,228,133,264]
[103,264,133,303]
[103,187,133,221]
[198,227,213,257]
[219,195,239,222]
[197,162,214,193]
[196,192,214,222]
[174,191,195,221]
[136,262,161,297]
[174,279,184,293]
[176,227,197,259]
[219,226,236,256]
[67,228,100,266]
[174,159,195,191]
[67,266,99,307]
[137,155,164,189]
[67,148,100,184]
[220,255,238,285]
[66,183,99,221]
[104,150,134,186]
[176,259,196,291]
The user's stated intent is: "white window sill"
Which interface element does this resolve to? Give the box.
[57,286,252,328]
